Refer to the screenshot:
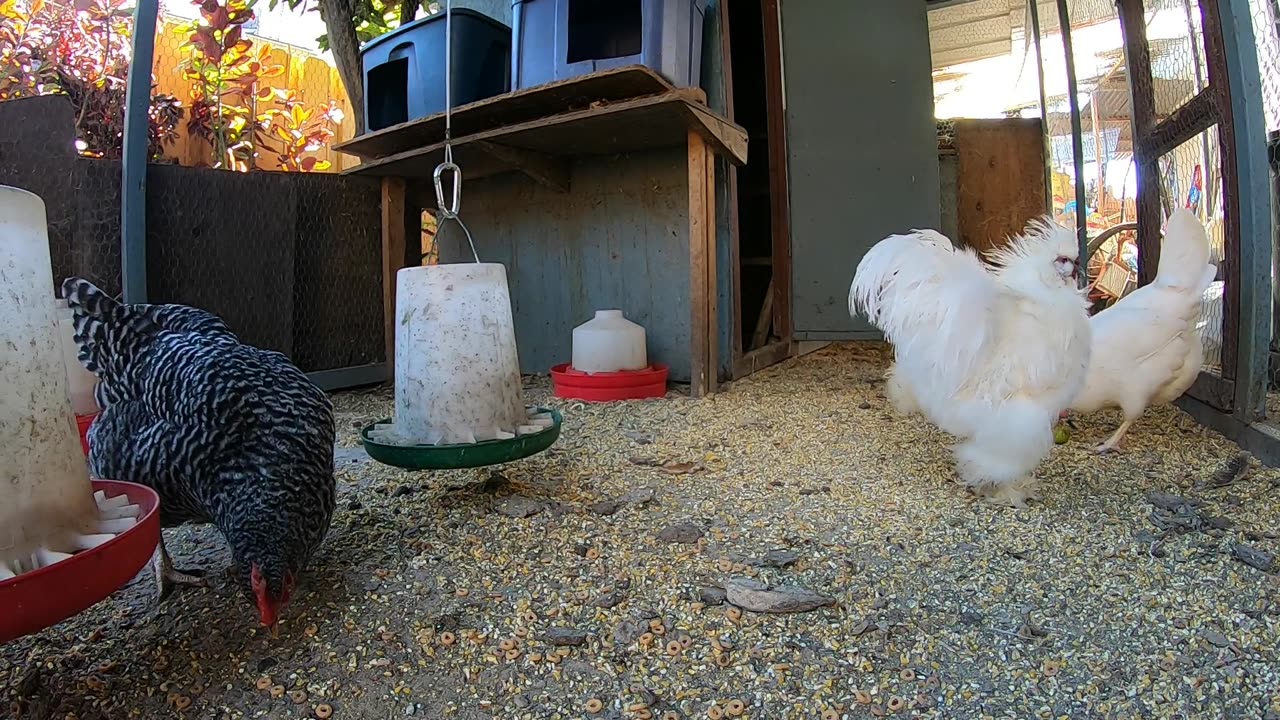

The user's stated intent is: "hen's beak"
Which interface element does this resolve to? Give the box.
[270,623,280,639]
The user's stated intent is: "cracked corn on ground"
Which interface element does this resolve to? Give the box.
[3,343,1277,720]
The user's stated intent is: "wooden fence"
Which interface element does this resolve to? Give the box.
[150,15,359,172]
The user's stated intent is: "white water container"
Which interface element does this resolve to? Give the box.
[0,185,97,569]
[571,309,647,373]
[391,263,526,445]
[54,299,99,416]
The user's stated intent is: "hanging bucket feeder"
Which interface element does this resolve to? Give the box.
[0,185,159,640]
[362,264,561,469]
[360,1,561,470]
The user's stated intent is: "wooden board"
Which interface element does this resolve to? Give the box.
[381,177,407,376]
[337,66,676,161]
[343,91,749,183]
[687,130,719,398]
[953,118,1048,256]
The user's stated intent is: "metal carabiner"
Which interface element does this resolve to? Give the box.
[434,160,462,219]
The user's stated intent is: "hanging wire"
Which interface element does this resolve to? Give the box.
[434,0,481,263]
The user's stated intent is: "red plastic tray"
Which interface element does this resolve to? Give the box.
[550,363,669,402]
[0,479,161,645]
[76,412,97,455]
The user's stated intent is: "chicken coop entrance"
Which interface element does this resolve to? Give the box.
[722,0,793,376]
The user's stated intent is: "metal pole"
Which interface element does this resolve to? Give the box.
[1056,0,1090,279]
[1028,0,1053,212]
[121,0,160,304]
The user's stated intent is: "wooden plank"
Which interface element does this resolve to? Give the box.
[702,130,718,393]
[1117,0,1162,288]
[719,0,743,367]
[762,0,793,340]
[732,339,795,381]
[1146,89,1218,159]
[343,91,749,180]
[337,66,676,160]
[953,118,1048,256]
[751,277,775,351]
[689,130,711,398]
[381,177,407,377]
[472,141,571,192]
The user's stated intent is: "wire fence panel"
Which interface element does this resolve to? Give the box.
[1248,0,1280,134]
[1249,1,1280,424]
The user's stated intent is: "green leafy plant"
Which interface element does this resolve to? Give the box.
[257,87,343,171]
[179,0,282,169]
[0,0,181,161]
[179,0,339,171]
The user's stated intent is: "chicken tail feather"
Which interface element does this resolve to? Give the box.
[1155,208,1216,293]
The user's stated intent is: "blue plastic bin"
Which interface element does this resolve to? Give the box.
[361,9,511,133]
[511,0,707,91]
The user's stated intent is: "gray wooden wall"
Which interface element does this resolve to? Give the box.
[782,0,941,339]
[434,150,694,381]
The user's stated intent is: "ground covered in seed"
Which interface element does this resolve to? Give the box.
[3,344,1279,720]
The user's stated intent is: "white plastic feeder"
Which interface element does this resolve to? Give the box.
[55,298,99,416]
[0,185,98,572]
[389,263,526,445]
[571,309,647,373]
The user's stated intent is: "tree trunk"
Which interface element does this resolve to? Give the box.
[400,0,417,25]
[316,0,366,135]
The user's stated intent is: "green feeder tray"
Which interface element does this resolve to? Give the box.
[361,407,563,470]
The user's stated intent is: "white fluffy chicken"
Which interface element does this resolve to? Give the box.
[849,218,1092,507]
[1067,209,1217,452]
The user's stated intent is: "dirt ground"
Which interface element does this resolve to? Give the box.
[3,344,1278,720]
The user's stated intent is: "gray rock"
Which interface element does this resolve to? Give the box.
[1232,543,1274,572]
[725,578,834,614]
[657,522,703,544]
[546,627,589,647]
[594,591,624,609]
[612,620,645,645]
[587,500,622,516]
[698,586,727,605]
[495,495,546,518]
[753,549,800,568]
[620,487,656,505]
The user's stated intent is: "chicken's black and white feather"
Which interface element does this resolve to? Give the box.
[61,277,335,611]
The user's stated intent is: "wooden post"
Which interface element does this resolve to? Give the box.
[688,130,718,398]
[381,177,407,379]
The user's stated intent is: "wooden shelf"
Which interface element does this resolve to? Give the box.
[337,66,678,161]
[341,89,749,189]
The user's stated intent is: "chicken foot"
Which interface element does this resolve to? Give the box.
[152,538,208,602]
[1095,419,1135,454]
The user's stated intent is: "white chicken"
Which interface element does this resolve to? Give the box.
[849,218,1092,507]
[1067,208,1217,453]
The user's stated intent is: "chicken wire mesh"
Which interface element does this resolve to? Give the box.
[0,93,386,378]
[928,0,1245,400]
[1249,0,1280,422]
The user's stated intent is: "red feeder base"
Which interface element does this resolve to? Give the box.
[550,363,669,402]
[0,479,161,645]
[76,412,98,456]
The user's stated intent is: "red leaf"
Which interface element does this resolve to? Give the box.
[300,156,317,172]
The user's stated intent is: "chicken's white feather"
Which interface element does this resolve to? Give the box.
[850,219,1092,506]
[1069,209,1217,452]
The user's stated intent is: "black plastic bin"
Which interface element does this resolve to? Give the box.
[361,9,511,133]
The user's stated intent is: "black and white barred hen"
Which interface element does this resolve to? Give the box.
[62,277,336,635]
